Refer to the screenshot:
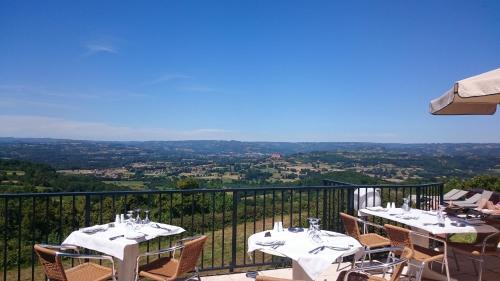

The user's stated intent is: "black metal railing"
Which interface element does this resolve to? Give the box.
[0,182,443,280]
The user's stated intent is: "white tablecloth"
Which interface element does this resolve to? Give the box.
[248,229,362,281]
[359,208,498,235]
[63,222,185,281]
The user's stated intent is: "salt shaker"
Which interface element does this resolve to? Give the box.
[120,214,125,223]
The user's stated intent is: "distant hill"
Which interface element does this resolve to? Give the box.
[0,137,499,170]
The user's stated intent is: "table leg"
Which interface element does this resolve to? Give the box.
[292,260,313,281]
[117,245,140,281]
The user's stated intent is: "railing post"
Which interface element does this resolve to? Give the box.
[3,198,8,281]
[322,188,328,229]
[347,187,354,214]
[415,186,421,210]
[438,183,444,205]
[230,191,238,272]
[85,195,91,227]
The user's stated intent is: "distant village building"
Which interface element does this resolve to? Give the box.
[270,153,281,159]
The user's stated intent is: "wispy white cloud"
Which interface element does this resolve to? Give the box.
[84,43,117,56]
[0,97,78,111]
[145,73,192,85]
[178,86,217,93]
[0,115,232,141]
[0,84,91,100]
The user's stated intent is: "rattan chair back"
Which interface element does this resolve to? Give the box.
[340,212,361,240]
[34,244,68,281]
[384,224,413,250]
[176,235,207,277]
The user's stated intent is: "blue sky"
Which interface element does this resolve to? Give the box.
[0,1,499,142]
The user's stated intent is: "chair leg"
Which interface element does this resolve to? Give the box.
[413,262,425,281]
[477,260,483,281]
[471,259,478,275]
[452,248,460,271]
[444,257,451,281]
[196,267,201,281]
[382,251,393,278]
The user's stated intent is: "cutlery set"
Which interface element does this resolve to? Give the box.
[308,245,352,254]
[109,234,124,240]
[256,240,285,249]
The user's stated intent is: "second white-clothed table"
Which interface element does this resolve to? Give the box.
[248,229,363,281]
[358,207,498,235]
[359,207,498,281]
[63,222,185,281]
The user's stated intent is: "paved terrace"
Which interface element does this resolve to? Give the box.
[202,255,500,281]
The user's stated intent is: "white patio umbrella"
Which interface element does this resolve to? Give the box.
[429,68,500,115]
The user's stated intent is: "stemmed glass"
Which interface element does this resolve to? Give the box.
[135,208,142,224]
[126,210,135,231]
[143,210,150,224]
[307,217,322,243]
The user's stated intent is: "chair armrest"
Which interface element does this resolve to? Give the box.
[137,245,184,258]
[56,252,114,263]
[362,246,406,255]
[40,244,80,253]
[176,235,204,245]
[360,219,385,230]
[482,231,500,253]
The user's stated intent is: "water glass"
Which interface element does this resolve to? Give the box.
[402,198,411,213]
[437,205,446,227]
[127,210,135,223]
[273,222,279,232]
[115,214,121,224]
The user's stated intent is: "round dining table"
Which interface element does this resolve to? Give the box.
[248,228,362,281]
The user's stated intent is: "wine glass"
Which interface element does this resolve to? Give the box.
[135,208,142,224]
[143,210,150,224]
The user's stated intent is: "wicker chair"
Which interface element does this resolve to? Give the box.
[448,231,500,281]
[34,244,116,281]
[135,235,207,281]
[384,224,450,281]
[340,213,390,262]
[337,246,413,281]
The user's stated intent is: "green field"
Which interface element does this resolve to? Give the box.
[103,180,146,189]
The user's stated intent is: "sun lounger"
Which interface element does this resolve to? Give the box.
[443,189,468,201]
[451,190,493,208]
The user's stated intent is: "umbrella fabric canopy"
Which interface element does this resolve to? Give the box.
[429,68,500,115]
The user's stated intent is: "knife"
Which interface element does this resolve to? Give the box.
[109,235,124,241]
